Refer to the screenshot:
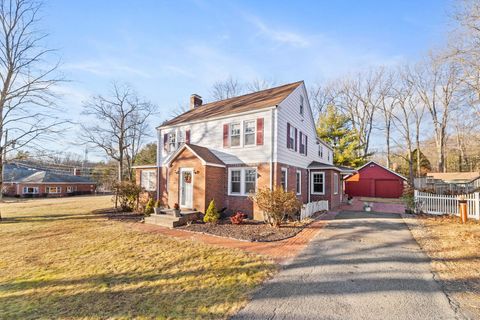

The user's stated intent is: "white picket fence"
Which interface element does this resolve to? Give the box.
[414,190,480,220]
[300,200,329,220]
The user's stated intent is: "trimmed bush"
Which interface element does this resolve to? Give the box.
[203,199,220,223]
[145,198,155,215]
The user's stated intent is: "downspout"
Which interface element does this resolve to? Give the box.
[308,168,310,203]
[270,108,275,189]
[156,129,161,201]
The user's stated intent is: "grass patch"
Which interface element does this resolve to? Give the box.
[0,196,275,319]
[406,214,480,318]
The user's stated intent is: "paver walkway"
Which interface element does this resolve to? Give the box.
[232,211,463,320]
[129,212,337,263]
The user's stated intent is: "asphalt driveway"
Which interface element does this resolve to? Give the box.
[232,211,463,320]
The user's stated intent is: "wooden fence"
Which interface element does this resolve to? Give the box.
[414,190,480,220]
[300,200,329,220]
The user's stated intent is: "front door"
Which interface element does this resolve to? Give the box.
[179,168,193,208]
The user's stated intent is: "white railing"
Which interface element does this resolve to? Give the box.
[414,190,480,220]
[300,200,329,220]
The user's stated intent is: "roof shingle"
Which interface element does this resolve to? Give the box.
[161,81,303,127]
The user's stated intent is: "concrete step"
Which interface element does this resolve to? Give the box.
[145,212,202,228]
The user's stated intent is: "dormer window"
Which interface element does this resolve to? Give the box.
[300,95,304,116]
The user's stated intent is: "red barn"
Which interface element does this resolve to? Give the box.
[345,161,406,198]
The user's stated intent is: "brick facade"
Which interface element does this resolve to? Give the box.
[310,169,343,209]
[4,182,96,197]
[140,155,344,220]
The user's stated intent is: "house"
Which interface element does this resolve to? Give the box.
[345,161,406,198]
[3,163,96,197]
[135,81,352,220]
[414,171,480,194]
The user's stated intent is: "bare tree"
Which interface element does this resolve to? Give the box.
[376,70,396,168]
[0,0,64,198]
[245,78,276,93]
[309,82,336,121]
[81,83,156,182]
[336,68,384,158]
[210,76,244,101]
[412,55,462,172]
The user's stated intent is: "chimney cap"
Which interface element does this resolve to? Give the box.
[191,93,202,99]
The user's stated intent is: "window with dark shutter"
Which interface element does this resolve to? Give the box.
[294,128,298,152]
[163,133,168,152]
[186,129,190,144]
[287,122,291,148]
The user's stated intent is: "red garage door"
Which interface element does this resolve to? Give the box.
[345,179,374,197]
[374,180,402,198]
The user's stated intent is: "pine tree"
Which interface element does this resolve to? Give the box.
[203,199,220,223]
[317,105,366,167]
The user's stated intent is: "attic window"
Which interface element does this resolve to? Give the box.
[300,95,304,116]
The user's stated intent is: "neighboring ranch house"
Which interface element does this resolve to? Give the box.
[135,81,352,220]
[3,163,96,197]
[345,161,406,199]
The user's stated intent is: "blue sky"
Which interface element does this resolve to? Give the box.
[43,0,452,160]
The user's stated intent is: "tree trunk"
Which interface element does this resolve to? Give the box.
[386,123,391,169]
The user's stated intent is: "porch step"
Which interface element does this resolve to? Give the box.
[145,211,202,228]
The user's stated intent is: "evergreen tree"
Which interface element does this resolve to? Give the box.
[317,105,366,167]
[203,199,220,223]
[134,143,157,165]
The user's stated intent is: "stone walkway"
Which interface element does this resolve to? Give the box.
[129,212,337,263]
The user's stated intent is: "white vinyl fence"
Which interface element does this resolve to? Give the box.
[414,190,480,220]
[300,200,329,220]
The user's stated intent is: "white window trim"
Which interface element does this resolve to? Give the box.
[281,167,288,191]
[288,126,295,150]
[300,133,307,156]
[334,173,339,195]
[22,186,39,194]
[310,172,325,195]
[47,186,61,194]
[228,167,257,196]
[296,170,301,195]
[243,120,257,147]
[141,170,156,191]
[229,122,241,148]
[319,145,323,158]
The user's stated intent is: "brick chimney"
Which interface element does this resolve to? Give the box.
[190,94,202,110]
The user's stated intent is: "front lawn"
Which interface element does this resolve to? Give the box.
[0,196,275,319]
[406,214,480,318]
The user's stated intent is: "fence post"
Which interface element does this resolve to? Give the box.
[474,192,480,220]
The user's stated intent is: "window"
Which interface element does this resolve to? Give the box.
[296,170,301,195]
[288,125,295,150]
[299,133,307,155]
[318,145,323,158]
[281,168,288,190]
[47,186,61,193]
[311,172,325,195]
[228,168,257,195]
[244,120,256,146]
[334,173,339,195]
[230,123,241,147]
[22,187,38,194]
[230,169,241,194]
[177,130,185,147]
[168,133,176,152]
[141,170,156,191]
[244,169,256,194]
[327,150,331,162]
[66,186,74,193]
[300,95,304,115]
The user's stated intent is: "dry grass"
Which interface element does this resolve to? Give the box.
[406,214,480,318]
[0,196,275,319]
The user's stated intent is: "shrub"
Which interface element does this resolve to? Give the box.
[145,198,155,215]
[112,181,143,212]
[230,211,247,225]
[203,199,220,223]
[250,187,302,227]
[402,185,415,211]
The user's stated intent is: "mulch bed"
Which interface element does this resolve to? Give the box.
[178,212,324,242]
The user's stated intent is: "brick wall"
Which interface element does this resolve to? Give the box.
[205,165,226,212]
[167,148,206,212]
[5,183,96,197]
[310,169,343,209]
